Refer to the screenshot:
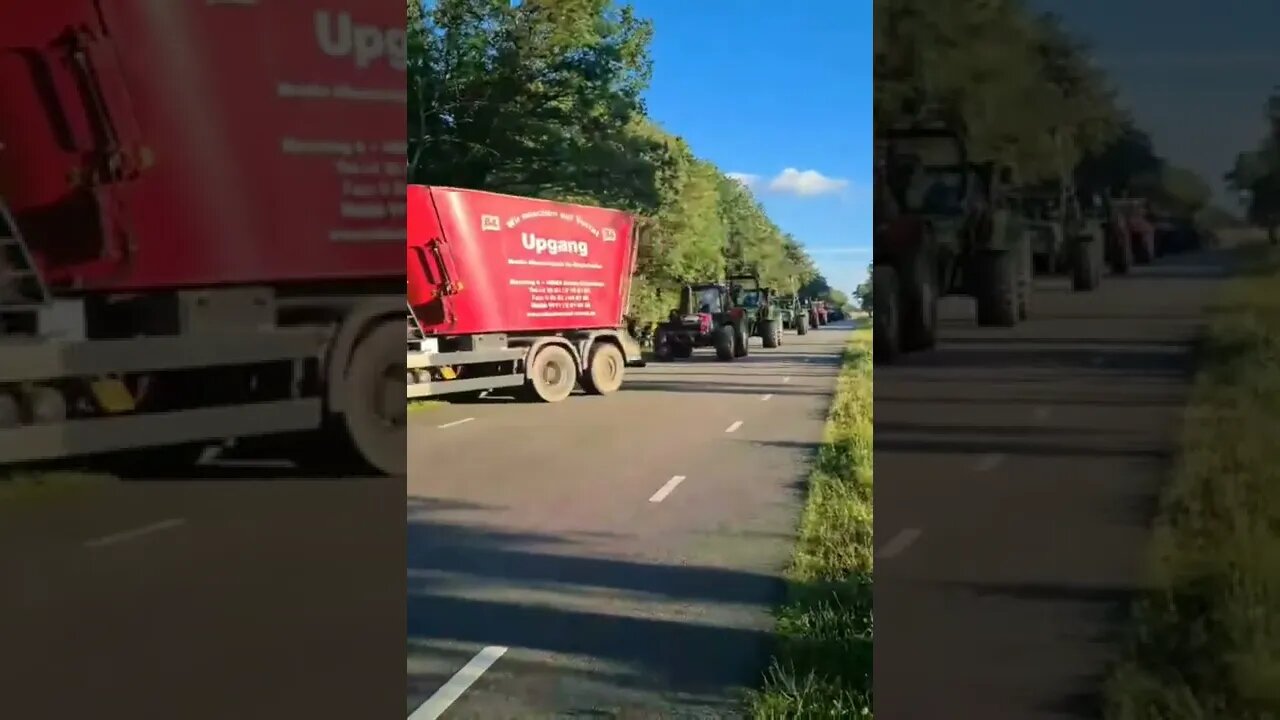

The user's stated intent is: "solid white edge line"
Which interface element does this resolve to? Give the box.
[760,394,773,401]
[437,417,475,430]
[648,475,686,503]
[410,645,508,720]
[724,420,743,433]
[877,528,922,559]
[84,518,186,549]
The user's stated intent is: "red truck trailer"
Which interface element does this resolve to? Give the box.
[408,185,645,402]
[0,5,406,474]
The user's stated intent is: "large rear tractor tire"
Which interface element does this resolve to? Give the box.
[672,343,694,359]
[653,332,675,362]
[796,313,808,335]
[714,324,735,361]
[524,344,577,403]
[898,241,939,352]
[761,319,781,348]
[1133,232,1155,264]
[581,341,626,396]
[1110,227,1133,274]
[733,322,749,358]
[873,265,901,364]
[974,249,1019,327]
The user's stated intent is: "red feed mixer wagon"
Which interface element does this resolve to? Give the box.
[407,185,646,403]
[0,5,407,474]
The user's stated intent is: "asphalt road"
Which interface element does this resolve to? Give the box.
[0,454,406,720]
[408,320,856,718]
[873,248,1233,719]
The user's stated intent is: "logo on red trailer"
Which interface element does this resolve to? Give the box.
[480,215,500,231]
[602,227,616,242]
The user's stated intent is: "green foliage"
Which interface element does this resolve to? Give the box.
[1225,87,1280,232]
[854,264,872,312]
[410,0,846,326]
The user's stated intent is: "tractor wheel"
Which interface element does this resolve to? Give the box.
[796,314,808,335]
[898,240,938,352]
[581,341,625,396]
[974,249,1018,327]
[733,322,749,358]
[873,265,901,364]
[1110,227,1133,274]
[1133,232,1154,264]
[524,344,577,402]
[1071,240,1100,291]
[713,324,735,361]
[761,319,780,348]
[1018,236,1033,320]
[672,343,694,359]
[653,332,675,362]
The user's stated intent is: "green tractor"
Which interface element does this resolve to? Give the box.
[728,274,783,349]
[776,294,809,335]
[873,124,1035,364]
[652,282,752,361]
[1016,181,1104,291]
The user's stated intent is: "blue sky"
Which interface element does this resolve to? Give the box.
[632,0,873,295]
[1033,0,1280,208]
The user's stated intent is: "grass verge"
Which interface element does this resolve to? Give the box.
[1106,244,1280,720]
[408,399,443,413]
[749,327,873,718]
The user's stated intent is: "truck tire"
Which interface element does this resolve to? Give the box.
[873,265,901,364]
[337,319,407,475]
[524,344,577,402]
[796,313,808,335]
[581,341,625,396]
[761,319,780,348]
[974,249,1018,327]
[1071,240,1100,291]
[714,324,735,360]
[733,322,749,358]
[898,243,938,352]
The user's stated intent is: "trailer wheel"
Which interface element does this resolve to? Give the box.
[582,342,625,396]
[873,265,901,364]
[525,344,577,402]
[974,249,1018,327]
[338,319,406,475]
[714,324,735,361]
[761,319,780,348]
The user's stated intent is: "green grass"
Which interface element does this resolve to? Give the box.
[749,327,873,719]
[408,399,444,413]
[1106,243,1280,720]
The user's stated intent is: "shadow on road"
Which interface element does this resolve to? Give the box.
[406,496,789,711]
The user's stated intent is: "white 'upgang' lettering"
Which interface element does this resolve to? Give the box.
[521,232,589,258]
[315,11,407,71]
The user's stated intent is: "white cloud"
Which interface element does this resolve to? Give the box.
[766,168,849,197]
[725,172,760,187]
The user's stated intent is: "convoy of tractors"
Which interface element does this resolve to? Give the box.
[871,123,1205,364]
[408,186,842,405]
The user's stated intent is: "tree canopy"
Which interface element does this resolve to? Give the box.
[1225,86,1280,235]
[409,0,845,324]
[874,0,1208,215]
